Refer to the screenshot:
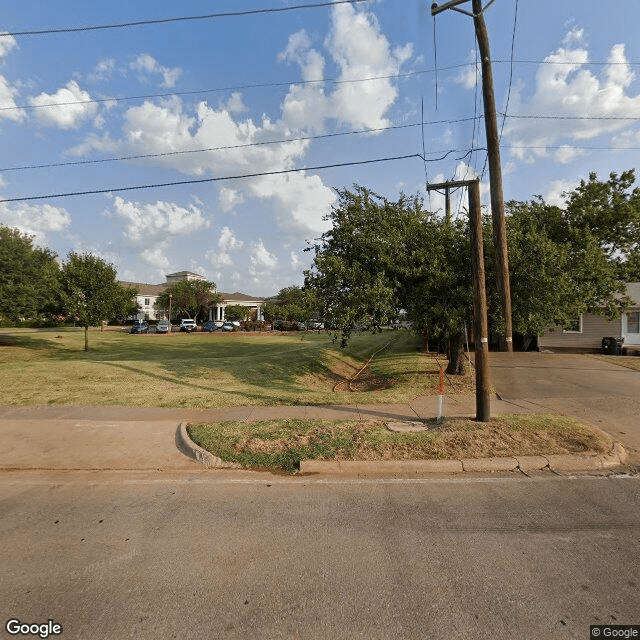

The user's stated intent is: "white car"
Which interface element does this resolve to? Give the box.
[179,319,197,332]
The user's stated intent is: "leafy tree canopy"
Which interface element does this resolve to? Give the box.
[0,226,61,321]
[59,252,135,350]
[155,279,220,322]
[305,186,472,361]
[271,286,321,322]
[224,304,248,322]
[500,169,640,335]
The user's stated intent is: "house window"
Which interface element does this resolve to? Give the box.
[144,298,150,306]
[627,311,640,334]
[563,315,583,333]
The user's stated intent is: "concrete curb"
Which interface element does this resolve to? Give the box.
[176,422,241,469]
[299,445,629,475]
[178,423,629,475]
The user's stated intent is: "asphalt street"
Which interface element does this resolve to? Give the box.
[0,471,638,640]
[0,351,638,639]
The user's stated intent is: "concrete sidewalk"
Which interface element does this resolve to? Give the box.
[0,395,588,472]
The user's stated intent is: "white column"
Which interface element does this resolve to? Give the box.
[221,305,226,321]
[256,305,262,321]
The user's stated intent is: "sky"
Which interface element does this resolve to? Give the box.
[1,0,640,295]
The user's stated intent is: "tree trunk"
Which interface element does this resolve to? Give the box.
[421,326,430,353]
[84,325,89,352]
[445,331,465,375]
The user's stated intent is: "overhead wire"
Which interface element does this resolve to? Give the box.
[1,1,368,38]
[0,154,429,204]
[3,58,639,115]
[0,116,485,173]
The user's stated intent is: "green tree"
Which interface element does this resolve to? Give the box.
[155,279,221,323]
[498,170,640,339]
[224,304,248,322]
[0,226,61,322]
[60,252,135,351]
[273,286,321,323]
[305,186,473,373]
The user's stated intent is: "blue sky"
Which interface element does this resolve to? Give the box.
[2,0,640,295]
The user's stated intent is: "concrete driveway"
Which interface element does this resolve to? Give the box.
[489,352,640,460]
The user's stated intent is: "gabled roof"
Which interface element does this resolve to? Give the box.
[120,281,168,296]
[218,291,267,303]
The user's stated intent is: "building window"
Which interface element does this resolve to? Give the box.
[563,316,582,333]
[144,298,150,306]
[627,311,640,333]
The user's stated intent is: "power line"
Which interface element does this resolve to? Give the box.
[502,113,640,120]
[0,116,484,173]
[0,65,474,114]
[498,0,518,145]
[0,154,423,203]
[2,1,368,38]
[4,57,639,114]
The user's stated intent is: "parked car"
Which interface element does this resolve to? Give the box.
[130,320,149,334]
[202,321,218,332]
[221,322,235,332]
[308,320,324,330]
[156,320,171,333]
[179,319,197,332]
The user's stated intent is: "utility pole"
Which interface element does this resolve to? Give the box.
[431,0,513,352]
[426,178,491,422]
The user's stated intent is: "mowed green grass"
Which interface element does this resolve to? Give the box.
[0,327,471,407]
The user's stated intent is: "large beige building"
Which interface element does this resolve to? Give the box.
[120,271,266,322]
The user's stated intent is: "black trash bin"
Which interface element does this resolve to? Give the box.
[601,337,624,355]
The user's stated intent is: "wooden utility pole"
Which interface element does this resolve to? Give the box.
[426,179,491,422]
[431,0,513,352]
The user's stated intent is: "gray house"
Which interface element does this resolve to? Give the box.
[538,283,640,353]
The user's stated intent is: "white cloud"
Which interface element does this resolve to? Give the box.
[0,33,17,60]
[278,4,412,132]
[0,75,23,121]
[75,4,410,237]
[29,80,98,129]
[130,54,182,88]
[290,251,302,270]
[505,30,640,163]
[220,92,248,115]
[0,201,71,244]
[140,240,172,273]
[543,179,575,206]
[0,34,24,122]
[249,172,335,235]
[88,58,117,82]
[455,49,479,89]
[325,4,412,130]
[206,226,244,267]
[219,187,245,212]
[111,196,210,243]
[249,239,278,277]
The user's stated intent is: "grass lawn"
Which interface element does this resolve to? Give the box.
[0,327,473,408]
[187,414,613,473]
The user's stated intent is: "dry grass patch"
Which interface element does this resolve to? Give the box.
[0,328,474,408]
[592,354,640,372]
[188,414,612,473]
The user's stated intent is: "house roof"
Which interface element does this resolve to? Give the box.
[120,281,168,296]
[165,271,206,280]
[218,291,267,303]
